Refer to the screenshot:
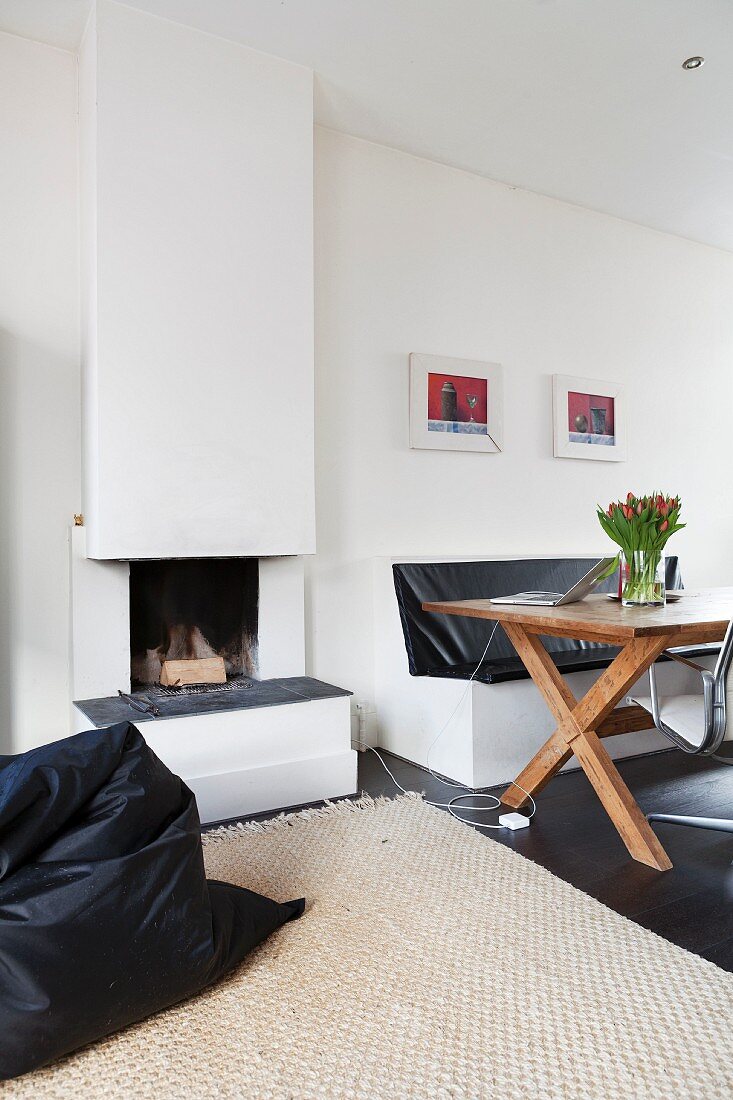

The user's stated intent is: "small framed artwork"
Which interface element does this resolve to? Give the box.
[552,374,626,462]
[409,353,503,453]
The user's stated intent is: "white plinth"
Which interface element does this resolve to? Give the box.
[74,695,357,825]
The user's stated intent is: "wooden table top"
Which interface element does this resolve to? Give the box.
[422,588,733,645]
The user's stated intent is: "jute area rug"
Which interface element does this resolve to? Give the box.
[4,793,733,1099]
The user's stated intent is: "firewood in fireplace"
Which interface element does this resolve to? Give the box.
[160,657,227,687]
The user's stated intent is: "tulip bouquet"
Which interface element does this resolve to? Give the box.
[597,492,685,606]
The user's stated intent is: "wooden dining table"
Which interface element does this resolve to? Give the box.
[422,588,733,871]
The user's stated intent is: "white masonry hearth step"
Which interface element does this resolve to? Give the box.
[73,687,357,826]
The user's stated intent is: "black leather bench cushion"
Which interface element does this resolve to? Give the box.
[427,646,624,684]
[393,557,685,682]
[426,644,718,685]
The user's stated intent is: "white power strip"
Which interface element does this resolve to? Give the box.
[498,812,531,831]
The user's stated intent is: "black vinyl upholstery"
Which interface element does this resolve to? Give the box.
[393,557,685,685]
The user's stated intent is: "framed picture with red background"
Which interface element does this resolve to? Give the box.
[553,374,626,462]
[410,354,503,453]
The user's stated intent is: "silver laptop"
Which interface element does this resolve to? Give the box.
[489,557,617,607]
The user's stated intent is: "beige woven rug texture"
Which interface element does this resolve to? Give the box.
[4,793,733,1100]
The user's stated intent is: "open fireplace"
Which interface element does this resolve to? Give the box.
[71,539,355,824]
[129,558,259,688]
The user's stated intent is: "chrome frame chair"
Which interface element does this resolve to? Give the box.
[638,620,733,835]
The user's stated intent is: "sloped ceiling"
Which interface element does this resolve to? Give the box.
[2,0,732,251]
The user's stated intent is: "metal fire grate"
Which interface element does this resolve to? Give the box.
[150,677,255,698]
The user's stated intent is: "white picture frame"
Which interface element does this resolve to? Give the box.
[409,353,503,453]
[552,374,627,462]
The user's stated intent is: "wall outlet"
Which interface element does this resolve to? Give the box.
[351,700,378,750]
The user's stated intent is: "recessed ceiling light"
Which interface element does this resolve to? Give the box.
[682,56,705,70]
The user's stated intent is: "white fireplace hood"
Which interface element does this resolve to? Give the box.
[79,1,315,560]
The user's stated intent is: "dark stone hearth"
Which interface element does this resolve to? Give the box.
[270,676,355,700]
[75,677,352,726]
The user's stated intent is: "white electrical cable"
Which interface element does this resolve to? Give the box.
[425,621,500,789]
[356,622,536,828]
[356,741,536,827]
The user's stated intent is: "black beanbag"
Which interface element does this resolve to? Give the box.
[0,722,303,1079]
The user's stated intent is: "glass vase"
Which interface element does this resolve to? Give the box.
[621,552,666,607]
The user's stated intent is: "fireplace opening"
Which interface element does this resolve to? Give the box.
[129,558,259,688]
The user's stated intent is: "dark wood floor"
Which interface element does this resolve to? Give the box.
[355,746,733,971]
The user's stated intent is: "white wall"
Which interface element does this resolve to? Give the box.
[4,34,733,769]
[0,32,79,754]
[311,128,733,739]
[81,0,315,560]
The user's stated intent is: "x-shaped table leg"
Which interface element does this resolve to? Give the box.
[499,622,673,871]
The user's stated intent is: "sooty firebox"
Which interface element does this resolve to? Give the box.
[129,558,258,688]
